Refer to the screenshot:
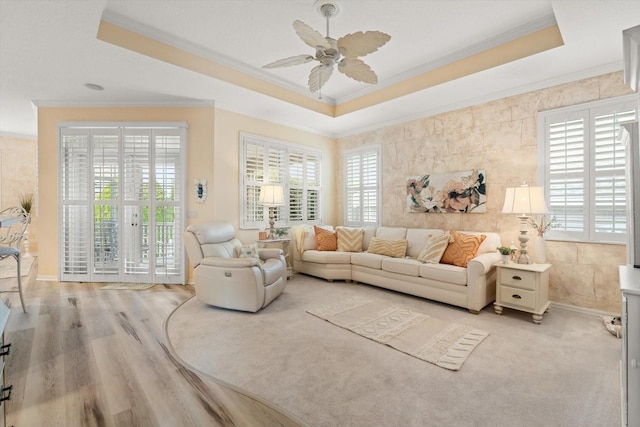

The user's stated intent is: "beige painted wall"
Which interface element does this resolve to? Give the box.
[211,109,336,244]
[0,135,38,253]
[36,106,335,280]
[336,71,637,313]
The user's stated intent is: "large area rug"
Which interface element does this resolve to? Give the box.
[165,276,622,426]
[0,255,35,279]
[307,296,488,371]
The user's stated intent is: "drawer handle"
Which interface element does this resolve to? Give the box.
[0,343,11,357]
[512,276,522,281]
[512,294,522,299]
[0,385,12,404]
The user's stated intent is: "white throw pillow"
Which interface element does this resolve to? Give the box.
[235,243,258,258]
[417,233,452,264]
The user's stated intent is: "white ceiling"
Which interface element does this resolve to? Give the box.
[1,0,639,139]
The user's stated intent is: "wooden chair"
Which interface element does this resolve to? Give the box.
[0,207,30,312]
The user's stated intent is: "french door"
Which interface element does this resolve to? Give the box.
[59,123,186,284]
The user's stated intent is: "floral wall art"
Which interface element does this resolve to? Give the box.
[406,169,486,213]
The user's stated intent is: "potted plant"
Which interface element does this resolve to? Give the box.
[18,192,33,215]
[18,192,34,256]
[497,246,514,264]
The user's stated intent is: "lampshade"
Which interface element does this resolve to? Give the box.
[259,185,285,207]
[502,185,549,215]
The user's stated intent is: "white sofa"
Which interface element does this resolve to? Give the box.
[292,226,502,314]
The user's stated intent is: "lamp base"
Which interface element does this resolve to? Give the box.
[267,206,276,240]
[516,219,533,264]
[516,251,533,264]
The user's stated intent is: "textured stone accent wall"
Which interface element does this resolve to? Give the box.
[336,71,635,313]
[0,135,38,253]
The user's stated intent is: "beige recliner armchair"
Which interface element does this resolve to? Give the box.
[184,221,287,312]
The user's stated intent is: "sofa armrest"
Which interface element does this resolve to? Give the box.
[466,252,501,313]
[467,252,501,275]
[200,257,260,268]
[258,248,284,260]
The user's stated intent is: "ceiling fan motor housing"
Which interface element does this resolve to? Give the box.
[316,38,340,66]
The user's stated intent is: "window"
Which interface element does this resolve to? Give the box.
[240,133,321,229]
[538,96,638,243]
[344,145,381,227]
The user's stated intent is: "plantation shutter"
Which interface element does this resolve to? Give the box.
[592,107,636,241]
[345,146,380,227]
[60,129,92,280]
[243,140,265,228]
[305,153,320,221]
[546,114,588,240]
[541,96,637,243]
[240,133,322,229]
[59,123,186,283]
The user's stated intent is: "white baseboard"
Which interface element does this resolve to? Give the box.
[550,301,620,318]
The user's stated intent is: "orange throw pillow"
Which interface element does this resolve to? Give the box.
[314,226,337,251]
[440,230,486,267]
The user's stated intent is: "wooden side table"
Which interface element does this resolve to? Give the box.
[257,238,293,279]
[494,263,551,324]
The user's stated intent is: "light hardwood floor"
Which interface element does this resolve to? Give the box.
[1,259,300,427]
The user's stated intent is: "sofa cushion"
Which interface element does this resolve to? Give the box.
[375,226,407,240]
[459,230,501,255]
[419,263,467,285]
[406,228,445,258]
[314,226,337,251]
[351,252,386,269]
[381,257,421,277]
[336,226,364,252]
[367,237,407,258]
[302,250,352,264]
[441,231,486,267]
[362,226,377,251]
[299,225,333,251]
[417,233,452,264]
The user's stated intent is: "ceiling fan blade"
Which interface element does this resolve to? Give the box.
[338,58,378,84]
[263,54,315,69]
[308,65,333,93]
[293,20,331,50]
[337,31,391,58]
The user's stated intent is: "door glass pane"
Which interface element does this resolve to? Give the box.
[123,204,149,276]
[124,134,150,202]
[155,206,180,276]
[94,205,119,275]
[62,204,89,275]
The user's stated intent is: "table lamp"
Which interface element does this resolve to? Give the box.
[502,184,549,264]
[259,185,285,240]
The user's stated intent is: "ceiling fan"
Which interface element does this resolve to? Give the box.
[263,0,391,96]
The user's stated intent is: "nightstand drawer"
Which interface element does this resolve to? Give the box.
[499,285,536,309]
[500,269,537,290]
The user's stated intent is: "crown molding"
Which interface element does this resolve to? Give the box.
[99,10,336,105]
[31,100,216,108]
[0,131,37,140]
[335,62,624,139]
[336,14,560,104]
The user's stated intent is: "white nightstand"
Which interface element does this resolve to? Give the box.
[494,263,551,324]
